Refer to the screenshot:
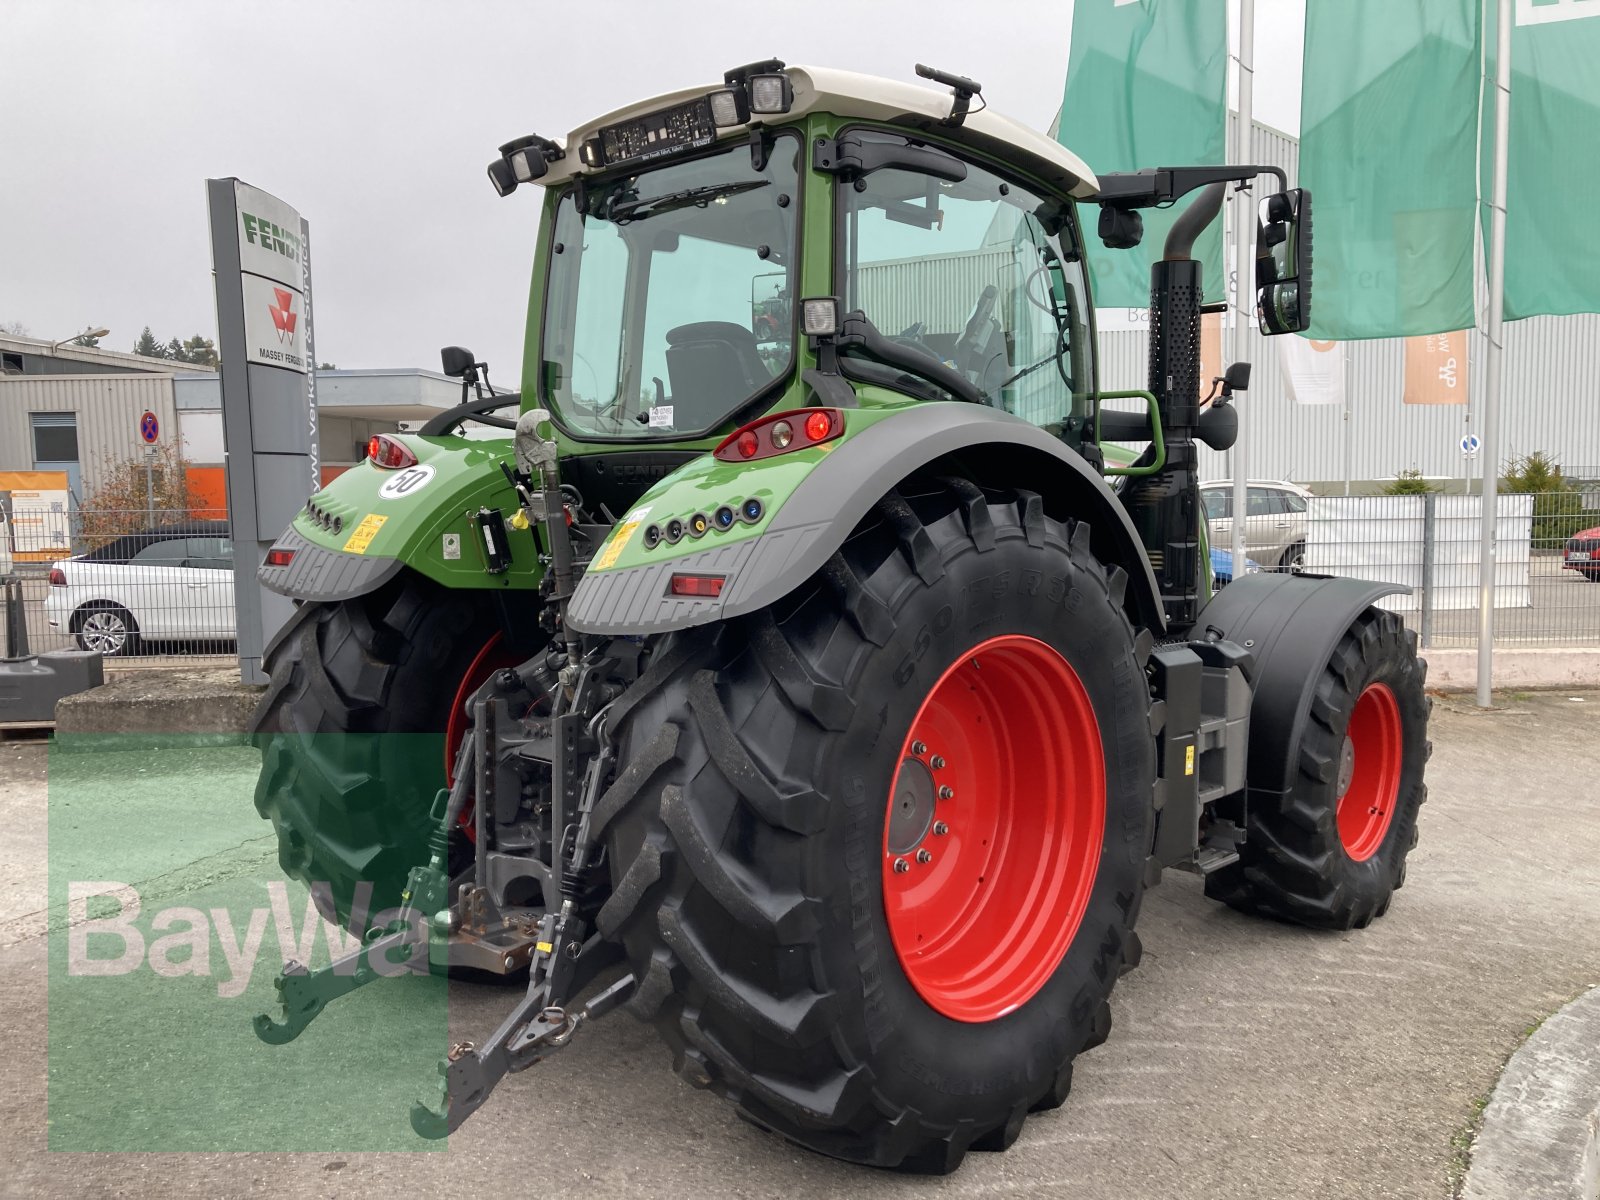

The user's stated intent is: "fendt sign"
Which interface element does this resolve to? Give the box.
[206,177,320,684]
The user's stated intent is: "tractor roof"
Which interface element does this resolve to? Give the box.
[537,65,1099,200]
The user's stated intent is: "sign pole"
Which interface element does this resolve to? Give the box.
[1476,0,1512,709]
[1229,0,1255,581]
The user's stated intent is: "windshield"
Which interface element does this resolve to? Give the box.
[539,133,801,440]
[839,130,1092,432]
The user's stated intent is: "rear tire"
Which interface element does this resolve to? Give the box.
[598,483,1155,1171]
[250,575,513,931]
[1204,609,1429,928]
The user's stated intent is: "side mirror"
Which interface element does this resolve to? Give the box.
[1256,188,1312,335]
[440,346,476,379]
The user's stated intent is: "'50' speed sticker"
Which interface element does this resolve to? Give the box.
[378,464,435,499]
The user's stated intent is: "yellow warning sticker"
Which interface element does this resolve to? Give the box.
[1184,745,1196,776]
[593,510,648,571]
[342,513,388,555]
[536,941,554,954]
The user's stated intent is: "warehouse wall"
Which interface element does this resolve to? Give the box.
[0,374,178,498]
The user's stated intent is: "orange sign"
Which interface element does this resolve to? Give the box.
[1199,312,1224,395]
[1403,330,1469,404]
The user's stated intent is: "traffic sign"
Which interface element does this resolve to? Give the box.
[139,410,160,445]
[1460,433,1481,457]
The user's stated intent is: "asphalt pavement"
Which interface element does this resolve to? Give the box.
[1,690,1597,1199]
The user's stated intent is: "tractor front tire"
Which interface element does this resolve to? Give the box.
[250,575,512,931]
[1204,609,1429,928]
[597,483,1155,1172]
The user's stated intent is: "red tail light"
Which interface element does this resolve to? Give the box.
[265,548,296,567]
[713,409,844,463]
[48,567,67,586]
[367,434,418,469]
[668,573,726,598]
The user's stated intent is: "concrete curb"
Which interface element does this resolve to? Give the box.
[1425,648,1600,691]
[53,667,262,744]
[1463,985,1600,1200]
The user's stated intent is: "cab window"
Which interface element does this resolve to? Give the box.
[838,130,1092,433]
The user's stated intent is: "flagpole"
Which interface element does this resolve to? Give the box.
[1476,0,1512,709]
[1230,0,1255,581]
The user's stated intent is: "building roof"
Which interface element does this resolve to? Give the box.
[0,332,217,375]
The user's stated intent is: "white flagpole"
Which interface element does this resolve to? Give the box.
[1230,0,1255,580]
[1476,0,1512,708]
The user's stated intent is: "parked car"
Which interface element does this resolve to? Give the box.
[1210,545,1262,588]
[1564,525,1600,582]
[1200,479,1314,572]
[44,521,235,655]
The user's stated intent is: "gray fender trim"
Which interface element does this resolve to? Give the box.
[1194,572,1409,807]
[566,404,1165,636]
[258,524,404,603]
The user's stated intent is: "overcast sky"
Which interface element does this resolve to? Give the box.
[0,0,1304,375]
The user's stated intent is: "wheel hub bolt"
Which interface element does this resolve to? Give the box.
[911,740,927,756]
[916,849,933,864]
[938,785,954,800]
[892,857,910,873]
[930,755,946,769]
[933,821,949,836]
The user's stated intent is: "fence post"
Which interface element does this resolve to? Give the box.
[1419,492,1437,650]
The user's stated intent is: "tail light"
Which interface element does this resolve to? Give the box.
[367,434,418,469]
[713,408,844,463]
[265,548,296,568]
[48,567,66,586]
[668,573,726,598]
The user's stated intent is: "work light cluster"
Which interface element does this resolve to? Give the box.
[302,499,345,534]
[641,498,764,551]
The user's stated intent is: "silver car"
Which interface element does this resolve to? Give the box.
[1200,480,1313,572]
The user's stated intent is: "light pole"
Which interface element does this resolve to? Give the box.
[50,326,110,351]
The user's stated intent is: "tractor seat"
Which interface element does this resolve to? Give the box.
[664,321,772,427]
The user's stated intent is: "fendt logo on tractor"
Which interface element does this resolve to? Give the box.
[249,59,1428,1170]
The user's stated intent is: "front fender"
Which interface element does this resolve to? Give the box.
[1194,572,1409,809]
[566,404,1165,636]
[259,434,544,602]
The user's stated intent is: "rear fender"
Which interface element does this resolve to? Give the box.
[259,434,544,602]
[566,404,1164,636]
[1194,572,1409,810]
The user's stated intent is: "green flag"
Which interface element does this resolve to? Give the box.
[1059,0,1227,309]
[1490,1,1600,320]
[1299,0,1481,340]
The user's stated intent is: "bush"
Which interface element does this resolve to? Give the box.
[78,447,202,549]
[1382,469,1437,495]
[1501,452,1600,547]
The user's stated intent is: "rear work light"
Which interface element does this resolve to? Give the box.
[265,548,296,568]
[367,434,418,469]
[713,409,844,463]
[48,567,66,586]
[669,573,726,598]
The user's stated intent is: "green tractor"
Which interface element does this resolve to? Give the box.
[250,60,1430,1171]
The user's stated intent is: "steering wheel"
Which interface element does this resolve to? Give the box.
[952,285,999,372]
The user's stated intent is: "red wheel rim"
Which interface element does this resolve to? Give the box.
[1336,682,1403,862]
[445,632,519,840]
[882,634,1106,1023]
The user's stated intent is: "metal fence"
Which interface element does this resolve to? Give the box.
[5,493,1598,667]
[1212,491,1600,648]
[2,507,236,664]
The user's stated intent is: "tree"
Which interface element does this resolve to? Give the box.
[1382,469,1437,495]
[0,320,29,336]
[182,336,218,369]
[132,327,166,359]
[69,327,102,348]
[317,361,337,371]
[1502,451,1597,547]
[78,445,203,548]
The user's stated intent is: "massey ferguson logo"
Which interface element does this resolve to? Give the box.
[269,288,298,343]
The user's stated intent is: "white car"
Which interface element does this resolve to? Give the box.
[1200,479,1315,572]
[45,522,236,655]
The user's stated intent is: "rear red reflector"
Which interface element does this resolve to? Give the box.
[668,573,726,598]
[48,568,67,586]
[265,548,296,567]
[368,433,418,469]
